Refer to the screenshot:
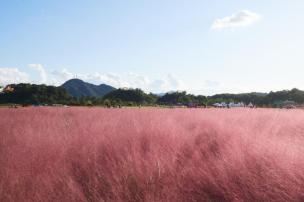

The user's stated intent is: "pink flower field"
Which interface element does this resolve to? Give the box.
[1,107,304,202]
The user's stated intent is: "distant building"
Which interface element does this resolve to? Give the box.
[282,100,296,109]
[213,103,220,108]
[247,102,254,108]
[228,102,245,108]
[213,102,245,108]
[213,102,227,108]
[220,102,227,108]
[282,100,296,106]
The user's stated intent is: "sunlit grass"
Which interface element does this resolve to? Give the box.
[1,107,304,201]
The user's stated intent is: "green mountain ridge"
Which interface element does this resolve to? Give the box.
[61,79,116,98]
[1,80,304,107]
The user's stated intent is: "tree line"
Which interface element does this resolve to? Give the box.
[1,83,304,107]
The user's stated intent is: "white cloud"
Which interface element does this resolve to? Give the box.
[148,74,186,93]
[0,68,30,86]
[51,69,186,93]
[0,64,187,93]
[85,72,130,87]
[191,80,222,95]
[29,64,48,83]
[51,68,74,81]
[212,10,261,30]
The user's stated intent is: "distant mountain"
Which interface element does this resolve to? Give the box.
[61,79,116,98]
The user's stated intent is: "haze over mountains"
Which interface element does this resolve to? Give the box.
[61,79,116,98]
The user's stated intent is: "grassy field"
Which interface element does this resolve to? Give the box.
[1,107,304,201]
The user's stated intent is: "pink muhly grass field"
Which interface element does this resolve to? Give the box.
[1,107,304,201]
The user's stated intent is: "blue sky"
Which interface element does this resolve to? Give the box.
[1,0,304,94]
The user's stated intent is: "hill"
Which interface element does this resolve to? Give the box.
[2,80,304,108]
[0,83,72,105]
[209,92,267,105]
[157,91,206,105]
[61,79,115,98]
[103,88,157,105]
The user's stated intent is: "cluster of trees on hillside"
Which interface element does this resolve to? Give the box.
[2,83,304,107]
[0,84,157,107]
[103,88,157,105]
[263,88,304,106]
[0,84,73,105]
[157,91,206,106]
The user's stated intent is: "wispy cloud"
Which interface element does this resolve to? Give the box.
[211,10,261,30]
[0,64,187,93]
[51,69,186,93]
[29,64,48,83]
[51,68,74,81]
[0,68,30,86]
